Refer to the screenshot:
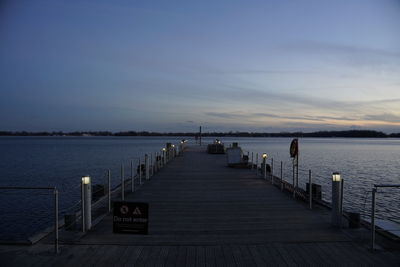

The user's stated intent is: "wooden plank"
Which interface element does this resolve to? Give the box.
[247,245,266,267]
[205,246,216,267]
[165,246,178,267]
[196,246,206,267]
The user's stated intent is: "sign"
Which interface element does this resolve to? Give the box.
[290,138,298,158]
[113,202,148,234]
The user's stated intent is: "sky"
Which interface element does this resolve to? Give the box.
[1,0,400,133]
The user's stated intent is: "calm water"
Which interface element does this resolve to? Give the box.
[1,136,399,240]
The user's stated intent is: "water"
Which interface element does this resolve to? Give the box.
[0,136,185,240]
[0,136,399,240]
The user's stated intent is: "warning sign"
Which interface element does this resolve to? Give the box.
[113,202,148,234]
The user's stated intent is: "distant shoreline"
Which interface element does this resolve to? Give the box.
[1,130,399,138]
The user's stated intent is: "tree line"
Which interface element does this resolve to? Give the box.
[1,130,400,138]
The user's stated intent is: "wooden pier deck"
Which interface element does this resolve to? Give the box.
[1,145,400,266]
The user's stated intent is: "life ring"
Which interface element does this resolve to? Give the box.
[290,139,298,158]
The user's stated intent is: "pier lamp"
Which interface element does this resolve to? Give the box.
[331,172,342,227]
[81,175,91,231]
[262,153,268,179]
[82,175,90,185]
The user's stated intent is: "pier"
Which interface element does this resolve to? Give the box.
[1,145,400,266]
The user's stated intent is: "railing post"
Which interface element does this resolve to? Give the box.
[139,158,142,185]
[292,160,295,198]
[256,153,258,175]
[54,188,59,254]
[251,152,254,169]
[271,158,274,184]
[121,164,124,201]
[150,153,153,177]
[371,187,377,251]
[280,161,283,191]
[108,169,111,212]
[309,169,312,209]
[81,180,85,232]
[145,154,150,180]
[131,160,134,192]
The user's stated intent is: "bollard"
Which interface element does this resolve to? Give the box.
[162,148,166,166]
[81,176,92,231]
[145,154,150,180]
[280,161,283,191]
[331,172,342,227]
[131,160,134,192]
[309,170,312,209]
[251,152,254,169]
[262,153,267,180]
[121,164,125,200]
[108,169,111,212]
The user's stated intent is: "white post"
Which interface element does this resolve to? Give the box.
[145,154,150,180]
[332,172,342,227]
[81,176,91,231]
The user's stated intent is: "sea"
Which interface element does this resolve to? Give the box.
[0,136,399,240]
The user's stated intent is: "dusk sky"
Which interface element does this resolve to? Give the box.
[1,0,400,133]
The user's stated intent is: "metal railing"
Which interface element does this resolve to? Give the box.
[371,184,400,250]
[0,186,59,254]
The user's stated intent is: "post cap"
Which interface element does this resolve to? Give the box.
[262,153,268,159]
[82,176,90,185]
[332,172,341,182]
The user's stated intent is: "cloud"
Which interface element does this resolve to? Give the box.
[363,113,400,123]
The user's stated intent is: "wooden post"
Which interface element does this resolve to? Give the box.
[309,170,312,209]
[280,161,283,191]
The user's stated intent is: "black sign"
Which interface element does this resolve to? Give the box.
[113,202,148,234]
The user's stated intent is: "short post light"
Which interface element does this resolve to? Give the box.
[331,172,342,227]
[262,153,268,179]
[162,148,166,165]
[172,144,176,157]
[81,175,92,231]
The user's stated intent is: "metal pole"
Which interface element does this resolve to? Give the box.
[340,179,344,217]
[145,154,150,180]
[309,170,312,210]
[150,153,153,177]
[292,159,295,198]
[131,160,134,192]
[199,126,202,146]
[371,188,377,251]
[139,158,142,185]
[256,153,258,175]
[296,154,299,189]
[263,158,267,180]
[54,188,59,254]
[280,161,283,191]
[121,164,124,201]
[271,158,274,184]
[81,182,85,232]
[108,169,111,212]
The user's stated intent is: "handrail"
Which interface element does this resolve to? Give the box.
[371,184,400,251]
